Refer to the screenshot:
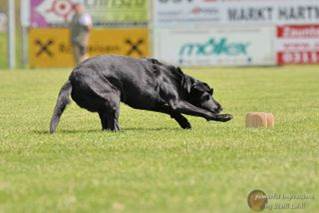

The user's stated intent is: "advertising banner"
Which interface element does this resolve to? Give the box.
[224,0,319,25]
[30,0,148,27]
[153,0,221,28]
[276,24,319,64]
[153,27,276,66]
[153,0,319,27]
[29,28,149,68]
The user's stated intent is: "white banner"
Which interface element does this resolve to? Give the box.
[153,27,276,66]
[154,0,319,27]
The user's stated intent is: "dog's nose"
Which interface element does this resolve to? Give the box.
[212,107,222,114]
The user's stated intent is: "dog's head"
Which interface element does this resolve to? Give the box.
[146,59,224,114]
[177,68,223,114]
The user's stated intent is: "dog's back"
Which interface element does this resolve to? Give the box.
[69,55,173,110]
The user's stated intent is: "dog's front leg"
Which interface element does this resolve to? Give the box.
[153,105,191,129]
[208,114,233,122]
[170,113,191,129]
[169,100,232,122]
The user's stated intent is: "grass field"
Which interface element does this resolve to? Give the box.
[0,33,7,69]
[0,31,22,69]
[0,66,318,212]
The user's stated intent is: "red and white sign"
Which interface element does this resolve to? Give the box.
[276,25,319,64]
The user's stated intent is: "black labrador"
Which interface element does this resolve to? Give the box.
[50,55,232,133]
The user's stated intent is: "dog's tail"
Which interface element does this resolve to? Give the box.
[49,80,72,134]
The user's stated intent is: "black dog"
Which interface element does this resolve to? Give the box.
[50,55,232,133]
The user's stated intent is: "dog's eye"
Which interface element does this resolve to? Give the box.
[203,94,210,101]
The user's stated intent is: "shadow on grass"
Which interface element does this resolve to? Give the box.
[33,127,183,135]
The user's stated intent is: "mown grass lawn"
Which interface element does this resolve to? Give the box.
[0,33,7,69]
[0,31,22,69]
[0,66,318,212]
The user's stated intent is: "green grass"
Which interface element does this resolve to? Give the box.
[0,66,318,212]
[0,30,22,69]
[0,32,7,68]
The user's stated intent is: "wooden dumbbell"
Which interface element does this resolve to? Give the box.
[246,112,275,128]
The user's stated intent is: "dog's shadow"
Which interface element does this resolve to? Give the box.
[33,127,182,135]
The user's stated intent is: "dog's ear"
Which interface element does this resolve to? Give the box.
[190,83,204,96]
[176,67,184,75]
[209,88,213,95]
[191,82,213,95]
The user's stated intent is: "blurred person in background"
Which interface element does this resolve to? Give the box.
[0,12,7,32]
[69,3,92,65]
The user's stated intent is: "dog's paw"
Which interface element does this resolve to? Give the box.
[216,114,233,122]
[180,121,192,129]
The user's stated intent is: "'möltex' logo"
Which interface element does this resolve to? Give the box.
[179,38,250,57]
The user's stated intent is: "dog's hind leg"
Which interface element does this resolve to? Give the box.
[106,109,120,131]
[100,96,120,132]
[85,80,121,131]
[99,109,120,131]
[98,112,108,130]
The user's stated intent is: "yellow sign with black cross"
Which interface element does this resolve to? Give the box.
[29,28,149,68]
